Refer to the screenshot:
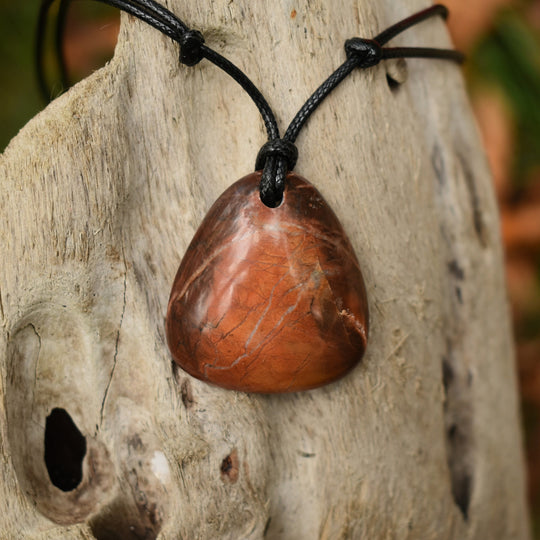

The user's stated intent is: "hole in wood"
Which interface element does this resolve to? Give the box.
[386,73,401,91]
[90,501,160,540]
[385,58,408,91]
[180,378,195,409]
[442,354,474,520]
[220,448,239,483]
[44,408,87,491]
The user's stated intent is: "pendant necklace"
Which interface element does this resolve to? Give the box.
[38,1,464,393]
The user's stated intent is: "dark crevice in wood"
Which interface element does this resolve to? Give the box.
[180,378,195,409]
[100,245,128,426]
[442,349,474,520]
[431,144,446,185]
[431,142,476,520]
[457,152,488,248]
[263,516,272,537]
[220,448,239,483]
[386,73,401,91]
[385,58,408,91]
[44,408,86,492]
[90,495,161,540]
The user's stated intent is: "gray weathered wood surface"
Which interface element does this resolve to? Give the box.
[0,1,530,538]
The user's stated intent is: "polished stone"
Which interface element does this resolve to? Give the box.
[166,172,369,393]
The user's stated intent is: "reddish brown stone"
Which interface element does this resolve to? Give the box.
[166,172,369,393]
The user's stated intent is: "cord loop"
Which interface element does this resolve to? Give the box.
[256,139,298,208]
[179,29,205,66]
[255,139,298,172]
[345,38,383,68]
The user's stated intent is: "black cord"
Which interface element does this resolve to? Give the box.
[260,4,465,207]
[374,4,449,45]
[200,46,280,141]
[36,0,280,141]
[36,1,464,207]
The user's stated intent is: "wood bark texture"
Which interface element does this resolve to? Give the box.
[0,0,531,538]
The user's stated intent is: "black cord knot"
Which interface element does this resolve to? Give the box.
[179,29,205,66]
[345,37,383,68]
[256,139,298,208]
[255,139,298,172]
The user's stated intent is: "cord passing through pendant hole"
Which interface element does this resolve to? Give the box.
[44,407,87,491]
[256,140,298,209]
[258,165,286,209]
[260,189,284,209]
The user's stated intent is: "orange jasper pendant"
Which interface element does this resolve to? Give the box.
[166,172,368,393]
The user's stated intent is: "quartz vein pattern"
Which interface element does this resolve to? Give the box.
[166,172,369,392]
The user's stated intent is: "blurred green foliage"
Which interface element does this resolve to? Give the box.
[469,7,540,539]
[470,7,540,191]
[0,0,43,151]
[0,0,116,151]
[471,4,540,373]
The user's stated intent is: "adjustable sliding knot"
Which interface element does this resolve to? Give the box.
[255,139,298,172]
[256,139,298,208]
[179,29,205,66]
[345,38,383,68]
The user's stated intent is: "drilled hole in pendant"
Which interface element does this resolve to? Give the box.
[259,185,285,209]
[262,195,283,209]
[44,407,86,491]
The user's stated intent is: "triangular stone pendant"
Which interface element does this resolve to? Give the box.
[166,172,368,393]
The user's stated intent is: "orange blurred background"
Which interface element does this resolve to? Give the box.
[445,1,540,534]
[1,0,540,535]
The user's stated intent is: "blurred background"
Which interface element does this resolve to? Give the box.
[1,0,539,534]
[444,1,540,535]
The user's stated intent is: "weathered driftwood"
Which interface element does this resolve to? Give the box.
[0,1,530,538]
